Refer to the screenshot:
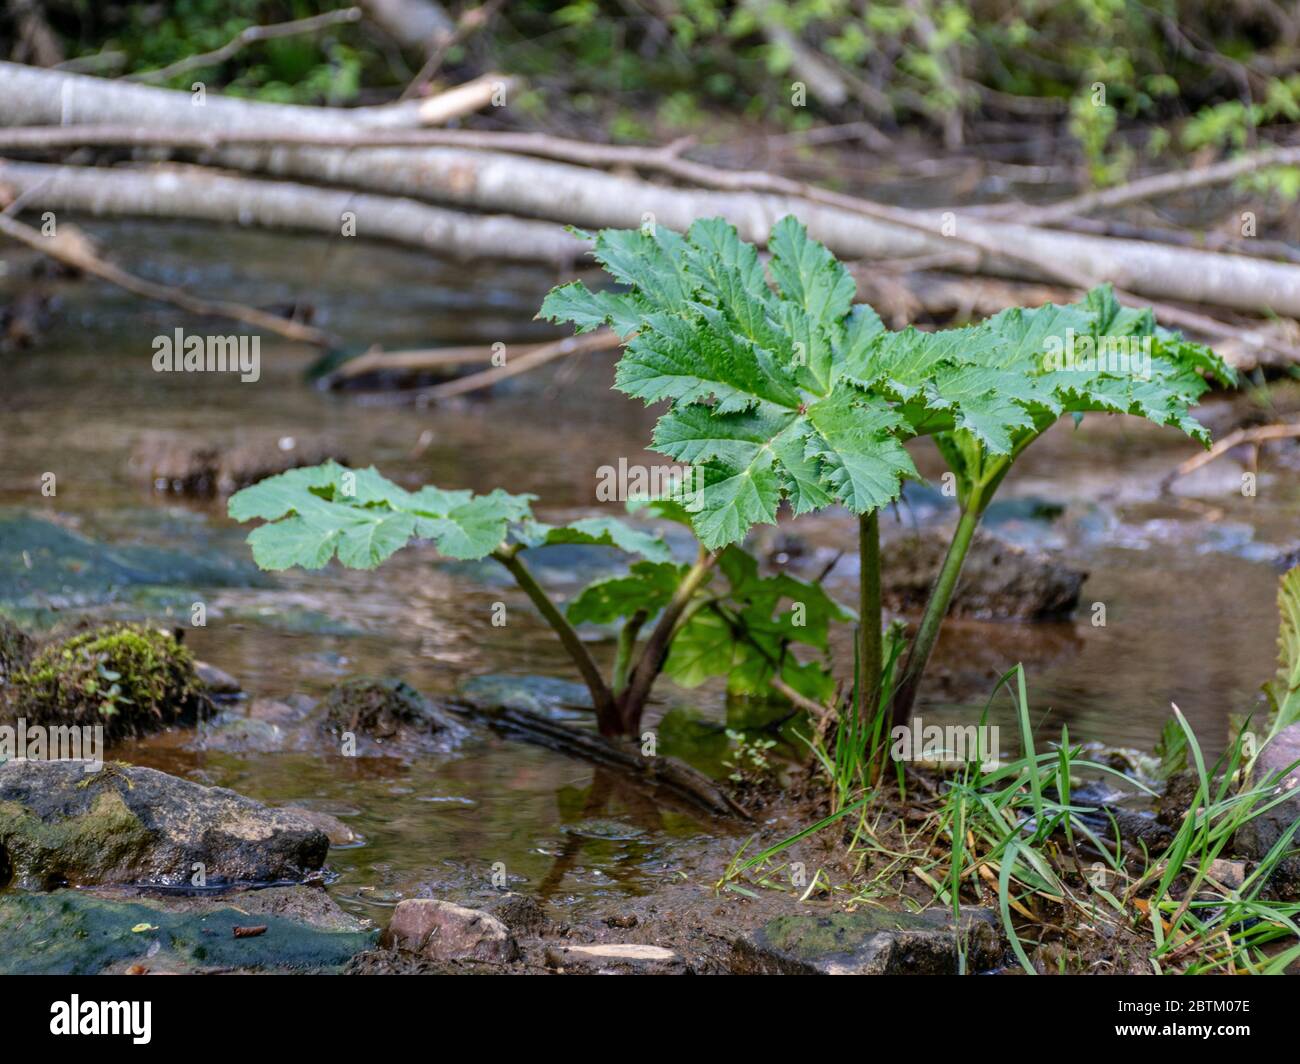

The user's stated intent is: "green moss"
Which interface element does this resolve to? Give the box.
[0,790,151,888]
[11,623,211,740]
[0,890,376,974]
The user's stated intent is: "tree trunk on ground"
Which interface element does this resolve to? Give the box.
[0,60,507,131]
[0,160,584,264]
[202,142,1300,317]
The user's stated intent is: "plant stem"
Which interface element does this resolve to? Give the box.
[618,547,717,734]
[492,546,620,735]
[612,609,647,695]
[890,457,1010,728]
[857,510,882,725]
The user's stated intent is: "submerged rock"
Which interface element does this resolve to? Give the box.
[0,888,373,974]
[1233,723,1300,896]
[456,673,593,721]
[381,899,519,964]
[0,511,262,615]
[0,760,328,889]
[7,622,212,742]
[544,942,686,975]
[732,907,1004,975]
[883,529,1086,620]
[320,677,469,755]
[129,430,345,497]
[194,660,242,698]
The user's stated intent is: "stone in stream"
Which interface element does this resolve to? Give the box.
[732,907,1004,975]
[883,528,1086,620]
[1233,723,1300,897]
[319,676,470,755]
[381,899,519,964]
[4,622,212,742]
[543,943,686,975]
[129,430,345,497]
[194,659,242,697]
[456,672,593,721]
[0,760,329,889]
[0,887,374,974]
[280,806,360,847]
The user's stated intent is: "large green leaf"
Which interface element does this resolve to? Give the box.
[229,463,669,572]
[543,217,1233,548]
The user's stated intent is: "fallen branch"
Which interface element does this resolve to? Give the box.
[1004,146,1300,227]
[447,698,750,820]
[396,330,621,402]
[0,159,584,265]
[0,209,327,344]
[322,337,557,387]
[1162,421,1300,489]
[0,60,511,132]
[5,112,1300,319]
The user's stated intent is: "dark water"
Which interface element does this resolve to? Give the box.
[2,220,1297,921]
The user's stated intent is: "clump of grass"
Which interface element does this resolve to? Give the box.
[720,665,1300,975]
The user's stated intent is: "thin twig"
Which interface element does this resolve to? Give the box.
[126,8,363,84]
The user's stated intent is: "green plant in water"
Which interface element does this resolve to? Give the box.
[228,462,848,737]
[542,215,1234,733]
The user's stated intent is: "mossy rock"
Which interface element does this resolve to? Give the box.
[0,760,329,889]
[10,622,211,741]
[319,677,469,755]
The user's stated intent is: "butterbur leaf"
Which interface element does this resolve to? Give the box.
[520,516,673,563]
[231,464,675,573]
[544,216,1232,548]
[230,463,535,570]
[567,561,687,625]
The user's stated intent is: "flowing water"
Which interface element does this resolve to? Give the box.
[2,220,1298,923]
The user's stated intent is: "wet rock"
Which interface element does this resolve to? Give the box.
[732,907,1003,975]
[1208,859,1246,890]
[320,677,469,755]
[0,617,33,682]
[0,760,329,888]
[194,660,242,697]
[0,888,373,974]
[280,807,359,847]
[456,673,592,721]
[130,431,345,497]
[380,899,519,964]
[1233,724,1300,895]
[6,622,212,742]
[543,943,686,975]
[0,512,261,614]
[250,696,315,723]
[882,529,1086,620]
[191,716,287,754]
[474,891,547,935]
[1156,768,1202,827]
